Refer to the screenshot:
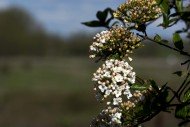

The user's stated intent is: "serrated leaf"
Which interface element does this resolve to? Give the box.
[183,89,190,102]
[154,34,162,42]
[175,104,190,118]
[82,20,102,27]
[176,0,183,12]
[173,71,183,77]
[173,33,184,50]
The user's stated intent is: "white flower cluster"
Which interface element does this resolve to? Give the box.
[89,27,141,60]
[92,59,138,125]
[91,59,152,126]
[114,0,162,26]
[93,59,135,105]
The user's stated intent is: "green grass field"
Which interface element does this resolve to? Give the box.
[0,56,185,127]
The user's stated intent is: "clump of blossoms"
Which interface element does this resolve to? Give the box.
[92,59,135,103]
[89,26,141,60]
[114,0,161,27]
[91,59,156,126]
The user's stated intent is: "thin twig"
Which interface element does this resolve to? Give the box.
[181,59,190,65]
[168,73,190,104]
[167,86,181,103]
[137,34,190,58]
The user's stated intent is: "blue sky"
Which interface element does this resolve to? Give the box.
[0,0,186,38]
[0,0,124,36]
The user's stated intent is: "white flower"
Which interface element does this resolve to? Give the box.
[105,61,113,68]
[100,38,106,43]
[90,45,96,51]
[114,112,122,119]
[107,101,111,105]
[114,74,123,82]
[112,66,123,73]
[111,112,122,124]
[113,90,122,98]
[128,57,133,61]
[103,71,111,78]
[89,55,95,58]
[124,91,133,99]
[98,84,107,93]
[129,78,135,84]
[113,97,122,105]
[105,89,112,96]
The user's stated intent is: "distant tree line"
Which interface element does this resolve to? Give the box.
[0,7,91,57]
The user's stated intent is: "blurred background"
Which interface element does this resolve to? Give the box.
[0,0,189,127]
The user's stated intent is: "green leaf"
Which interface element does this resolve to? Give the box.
[156,0,170,14]
[176,0,183,12]
[175,104,190,119]
[104,8,114,17]
[154,34,162,42]
[168,17,179,25]
[130,83,148,91]
[173,71,183,77]
[156,0,170,28]
[159,17,179,28]
[163,13,170,27]
[82,20,102,27]
[82,8,114,28]
[96,10,108,22]
[183,89,190,102]
[173,33,184,50]
[96,8,114,24]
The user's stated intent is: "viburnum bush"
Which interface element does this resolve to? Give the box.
[83,0,190,126]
